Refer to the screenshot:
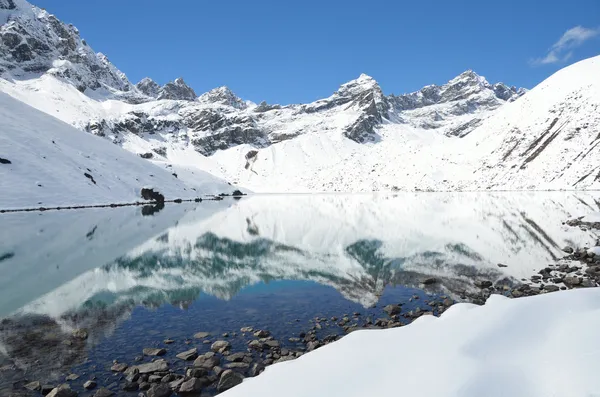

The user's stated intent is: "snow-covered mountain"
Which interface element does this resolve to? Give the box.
[1,0,598,194]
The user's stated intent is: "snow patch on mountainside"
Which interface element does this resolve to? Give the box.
[0,92,234,209]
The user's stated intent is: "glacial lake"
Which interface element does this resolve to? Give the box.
[1,193,599,396]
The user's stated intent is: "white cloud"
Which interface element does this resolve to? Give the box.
[531,26,599,65]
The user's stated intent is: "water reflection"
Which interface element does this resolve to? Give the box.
[0,193,598,389]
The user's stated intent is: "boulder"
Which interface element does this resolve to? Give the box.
[147,383,172,397]
[176,347,198,361]
[217,370,244,392]
[178,378,203,394]
[211,340,231,353]
[143,348,167,356]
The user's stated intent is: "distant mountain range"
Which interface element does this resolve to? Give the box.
[1,0,599,201]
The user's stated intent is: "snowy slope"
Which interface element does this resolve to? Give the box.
[463,56,600,190]
[222,289,600,397]
[0,92,234,209]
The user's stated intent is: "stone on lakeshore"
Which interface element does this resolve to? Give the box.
[139,382,151,391]
[179,377,203,393]
[65,374,79,381]
[193,352,220,369]
[383,304,401,316]
[163,339,175,344]
[24,381,41,391]
[213,366,224,377]
[186,367,207,378]
[122,382,139,391]
[193,332,210,339]
[543,285,560,292]
[72,329,88,340]
[249,362,265,377]
[211,340,231,352]
[147,383,172,397]
[168,378,184,391]
[135,359,169,374]
[422,277,438,285]
[83,380,97,390]
[143,348,167,356]
[93,388,115,397]
[46,384,78,397]
[161,374,176,383]
[564,276,581,286]
[225,352,247,362]
[563,246,574,253]
[175,347,198,361]
[474,280,493,288]
[217,370,244,392]
[253,330,270,338]
[110,362,128,372]
[264,340,280,348]
[248,340,262,350]
[240,327,253,333]
[225,362,250,369]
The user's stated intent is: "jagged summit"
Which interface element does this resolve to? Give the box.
[198,86,247,109]
[0,0,134,94]
[135,77,160,97]
[157,77,196,101]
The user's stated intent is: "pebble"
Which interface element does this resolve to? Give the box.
[193,332,210,339]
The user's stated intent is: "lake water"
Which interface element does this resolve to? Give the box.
[1,193,599,396]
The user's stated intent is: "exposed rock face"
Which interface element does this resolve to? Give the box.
[157,77,196,101]
[0,0,134,94]
[136,77,160,98]
[198,86,247,109]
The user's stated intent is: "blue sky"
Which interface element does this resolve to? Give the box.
[33,0,600,104]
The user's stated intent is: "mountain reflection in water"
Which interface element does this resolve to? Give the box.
[0,192,598,389]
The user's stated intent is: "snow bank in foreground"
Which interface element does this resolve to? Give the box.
[223,288,600,397]
[0,92,234,209]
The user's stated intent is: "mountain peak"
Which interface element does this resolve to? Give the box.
[198,86,247,109]
[157,77,196,101]
[136,77,160,98]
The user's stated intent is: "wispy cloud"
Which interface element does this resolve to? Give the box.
[531,26,599,65]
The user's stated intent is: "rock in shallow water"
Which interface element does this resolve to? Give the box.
[46,384,77,397]
[93,388,114,397]
[179,378,203,393]
[24,381,41,391]
[217,370,245,392]
[83,380,97,390]
[176,347,198,361]
[147,383,172,397]
[134,360,169,374]
[193,352,220,369]
[211,340,231,352]
[143,347,167,356]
